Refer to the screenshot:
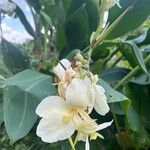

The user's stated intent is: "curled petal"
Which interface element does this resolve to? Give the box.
[97,120,113,131]
[36,112,75,143]
[53,59,71,81]
[36,96,68,118]
[94,85,110,116]
[60,59,71,69]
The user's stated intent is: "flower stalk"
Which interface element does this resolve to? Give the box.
[114,54,150,90]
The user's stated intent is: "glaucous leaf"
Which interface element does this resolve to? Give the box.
[107,0,150,39]
[1,39,30,74]
[15,5,36,38]
[3,69,56,142]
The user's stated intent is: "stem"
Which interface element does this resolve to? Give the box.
[114,54,150,90]
[111,104,120,134]
[110,55,123,68]
[43,25,49,68]
[97,0,107,33]
[68,137,76,150]
[81,45,90,53]
[104,49,119,64]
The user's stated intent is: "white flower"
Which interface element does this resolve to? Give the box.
[106,0,121,10]
[0,2,16,14]
[36,77,110,145]
[77,121,113,150]
[36,78,98,143]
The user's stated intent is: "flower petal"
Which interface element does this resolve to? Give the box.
[36,96,68,118]
[94,85,110,116]
[60,59,71,68]
[53,63,65,81]
[97,120,113,131]
[36,112,75,143]
[66,78,91,108]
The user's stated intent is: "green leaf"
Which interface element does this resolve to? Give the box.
[25,0,41,12]
[15,5,36,38]
[139,28,150,46]
[101,68,130,83]
[124,83,150,145]
[3,69,56,142]
[118,42,137,67]
[98,79,130,114]
[1,39,30,74]
[0,102,3,126]
[108,0,150,39]
[40,11,53,27]
[91,42,113,61]
[0,74,6,87]
[131,42,148,73]
[63,5,89,55]
[119,41,148,73]
[66,49,81,59]
[67,0,99,34]
[131,73,150,85]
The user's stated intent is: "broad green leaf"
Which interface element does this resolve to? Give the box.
[124,83,150,145]
[4,69,56,142]
[101,68,130,83]
[108,0,150,39]
[63,5,89,55]
[25,0,41,12]
[1,39,30,74]
[118,42,137,67]
[119,42,148,73]
[131,42,148,73]
[15,5,36,38]
[124,82,150,129]
[131,73,150,85]
[67,0,99,34]
[91,42,113,61]
[40,11,53,27]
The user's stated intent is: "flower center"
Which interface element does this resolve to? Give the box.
[62,108,78,124]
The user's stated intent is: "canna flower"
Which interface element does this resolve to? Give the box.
[36,78,96,143]
[36,77,110,143]
[54,58,110,116]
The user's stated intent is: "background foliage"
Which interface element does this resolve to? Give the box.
[0,0,150,149]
